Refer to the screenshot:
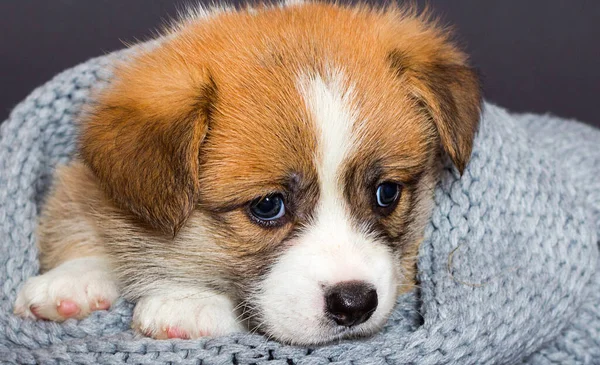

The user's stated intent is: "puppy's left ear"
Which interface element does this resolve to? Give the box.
[388,42,482,174]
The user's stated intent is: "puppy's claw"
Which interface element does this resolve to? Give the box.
[90,298,111,311]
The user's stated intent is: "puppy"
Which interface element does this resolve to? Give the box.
[14,2,481,345]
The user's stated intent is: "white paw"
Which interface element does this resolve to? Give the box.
[132,289,245,339]
[14,257,119,321]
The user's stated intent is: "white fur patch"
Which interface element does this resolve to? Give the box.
[254,70,398,344]
[297,68,358,198]
[14,257,119,321]
[132,288,244,339]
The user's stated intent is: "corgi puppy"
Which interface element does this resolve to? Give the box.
[14,2,481,345]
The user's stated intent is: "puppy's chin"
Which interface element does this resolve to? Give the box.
[252,227,399,345]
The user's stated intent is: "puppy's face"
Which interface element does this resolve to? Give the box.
[80,3,480,344]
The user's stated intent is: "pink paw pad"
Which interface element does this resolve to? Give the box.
[166,326,190,339]
[56,300,80,318]
[29,305,49,320]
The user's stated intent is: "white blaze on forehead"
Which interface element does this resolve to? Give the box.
[253,69,397,345]
[297,68,359,220]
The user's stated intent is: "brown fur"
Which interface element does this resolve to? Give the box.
[37,2,481,330]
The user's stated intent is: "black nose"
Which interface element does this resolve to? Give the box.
[325,281,378,327]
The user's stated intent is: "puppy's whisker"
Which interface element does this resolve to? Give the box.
[236,308,261,323]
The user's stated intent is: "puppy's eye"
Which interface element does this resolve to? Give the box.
[249,194,286,221]
[376,182,402,208]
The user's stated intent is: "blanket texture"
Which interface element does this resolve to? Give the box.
[1,47,599,365]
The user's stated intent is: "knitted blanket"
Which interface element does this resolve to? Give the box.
[1,47,599,365]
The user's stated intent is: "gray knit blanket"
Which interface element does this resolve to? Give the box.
[1,47,599,365]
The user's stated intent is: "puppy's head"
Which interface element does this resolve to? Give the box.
[80,3,481,344]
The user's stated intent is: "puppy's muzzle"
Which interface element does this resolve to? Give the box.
[325,281,378,327]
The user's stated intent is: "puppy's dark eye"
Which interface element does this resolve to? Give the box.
[376,182,401,208]
[249,194,285,221]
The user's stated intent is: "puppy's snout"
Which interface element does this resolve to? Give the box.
[325,281,378,327]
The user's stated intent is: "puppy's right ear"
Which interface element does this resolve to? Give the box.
[80,47,214,236]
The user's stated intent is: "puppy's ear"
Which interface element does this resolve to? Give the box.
[80,48,214,236]
[388,31,482,174]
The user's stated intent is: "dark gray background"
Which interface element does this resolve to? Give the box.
[1,1,599,127]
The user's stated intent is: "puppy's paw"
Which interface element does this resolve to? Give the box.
[132,290,244,339]
[14,257,119,321]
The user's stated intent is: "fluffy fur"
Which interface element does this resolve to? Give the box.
[14,1,481,345]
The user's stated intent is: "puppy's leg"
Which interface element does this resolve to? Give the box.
[132,287,244,339]
[14,162,119,321]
